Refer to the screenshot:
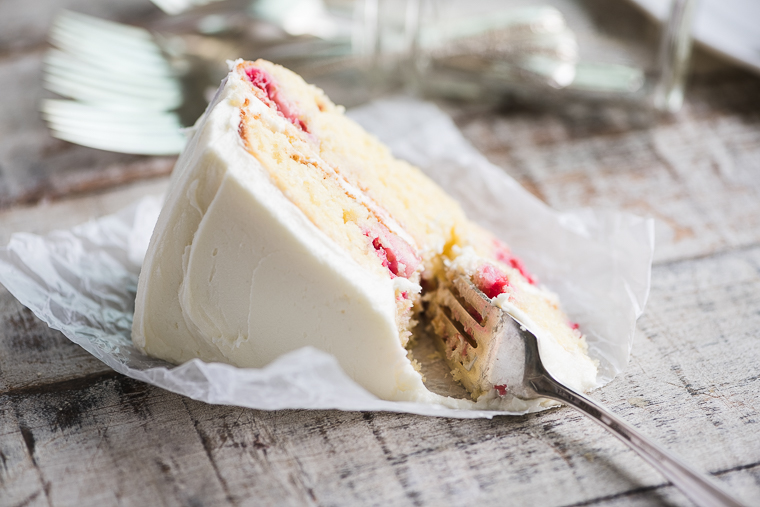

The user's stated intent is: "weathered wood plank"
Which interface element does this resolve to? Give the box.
[3,247,758,506]
[0,244,759,505]
[576,463,760,507]
[4,376,230,507]
[454,69,760,265]
[0,286,112,395]
[0,397,49,507]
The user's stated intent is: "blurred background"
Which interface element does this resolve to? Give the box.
[0,0,758,216]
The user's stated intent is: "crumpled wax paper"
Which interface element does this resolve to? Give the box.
[0,98,654,419]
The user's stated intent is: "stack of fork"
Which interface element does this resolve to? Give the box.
[40,4,608,157]
[42,11,188,155]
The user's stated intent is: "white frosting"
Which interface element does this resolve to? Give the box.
[132,67,460,405]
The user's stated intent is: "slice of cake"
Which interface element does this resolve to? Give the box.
[132,59,597,407]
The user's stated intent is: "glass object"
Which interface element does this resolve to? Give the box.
[341,0,697,111]
[154,0,698,111]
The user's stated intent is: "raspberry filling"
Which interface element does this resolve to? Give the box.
[364,224,420,279]
[473,264,510,299]
[493,239,537,285]
[245,67,309,132]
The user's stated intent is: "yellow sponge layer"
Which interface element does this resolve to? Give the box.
[239,60,472,276]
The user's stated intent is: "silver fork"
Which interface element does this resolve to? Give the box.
[428,276,745,507]
[41,10,354,155]
[42,11,189,155]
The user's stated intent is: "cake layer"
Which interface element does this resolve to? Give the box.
[241,60,471,272]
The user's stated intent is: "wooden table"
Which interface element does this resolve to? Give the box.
[2,1,759,506]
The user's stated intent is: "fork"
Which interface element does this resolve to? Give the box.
[42,7,619,157]
[42,11,189,155]
[41,9,357,155]
[427,276,745,507]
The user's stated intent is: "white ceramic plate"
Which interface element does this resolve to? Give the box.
[630,0,760,74]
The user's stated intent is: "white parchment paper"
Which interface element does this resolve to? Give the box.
[0,98,654,418]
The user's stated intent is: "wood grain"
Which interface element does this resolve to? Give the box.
[453,70,760,266]
[1,0,760,505]
[0,286,112,395]
[1,245,759,506]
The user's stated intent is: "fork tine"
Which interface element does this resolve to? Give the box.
[43,58,182,110]
[426,276,516,397]
[43,105,187,155]
[49,128,187,155]
[42,11,190,155]
[50,17,161,57]
[50,11,172,76]
[45,50,179,91]
[43,75,182,111]
[41,99,182,125]
[43,70,180,103]
[42,100,183,132]
[49,34,171,78]
[48,39,171,79]
[46,120,184,139]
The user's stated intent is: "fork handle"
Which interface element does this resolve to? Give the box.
[532,376,745,507]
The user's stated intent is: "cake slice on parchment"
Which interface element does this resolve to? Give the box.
[132,59,597,409]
